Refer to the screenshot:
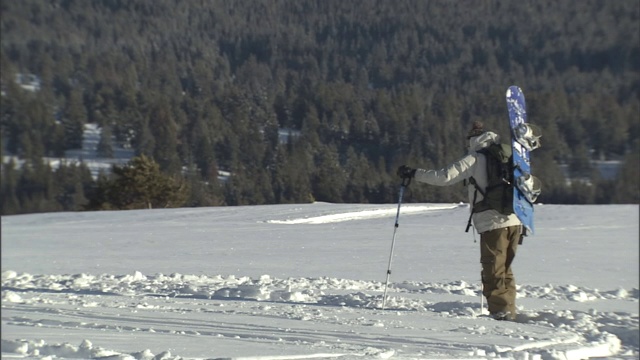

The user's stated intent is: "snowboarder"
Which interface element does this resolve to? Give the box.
[397,121,522,321]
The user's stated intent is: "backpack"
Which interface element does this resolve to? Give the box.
[465,143,514,232]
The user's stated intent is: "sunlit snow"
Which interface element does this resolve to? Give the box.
[1,203,638,359]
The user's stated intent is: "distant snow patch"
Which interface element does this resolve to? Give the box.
[267,205,457,224]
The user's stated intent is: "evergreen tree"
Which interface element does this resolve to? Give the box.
[183,164,225,207]
[612,149,640,204]
[62,88,87,149]
[84,171,114,210]
[52,162,92,211]
[85,155,189,210]
[15,159,57,213]
[148,100,181,173]
[312,144,346,203]
[97,125,114,158]
[1,159,21,214]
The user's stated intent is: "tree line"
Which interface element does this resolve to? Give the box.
[1,0,638,215]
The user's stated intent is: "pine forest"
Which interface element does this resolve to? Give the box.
[1,0,639,215]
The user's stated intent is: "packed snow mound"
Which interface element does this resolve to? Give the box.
[1,338,162,360]
[2,271,637,306]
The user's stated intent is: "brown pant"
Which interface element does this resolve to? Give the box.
[480,225,521,319]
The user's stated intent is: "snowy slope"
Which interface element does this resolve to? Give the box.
[1,203,638,359]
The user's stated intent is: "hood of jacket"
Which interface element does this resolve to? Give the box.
[469,131,500,152]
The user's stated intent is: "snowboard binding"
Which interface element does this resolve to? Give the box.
[517,173,542,203]
[514,123,542,151]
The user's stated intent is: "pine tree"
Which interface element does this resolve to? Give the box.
[97,125,114,158]
[312,144,346,203]
[103,155,189,210]
[53,162,90,211]
[62,88,87,149]
[84,171,114,210]
[1,159,21,215]
[148,100,181,174]
[612,149,640,204]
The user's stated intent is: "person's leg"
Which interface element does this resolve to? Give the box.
[504,225,521,318]
[480,226,517,319]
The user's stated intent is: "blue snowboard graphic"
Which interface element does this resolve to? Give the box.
[506,86,534,234]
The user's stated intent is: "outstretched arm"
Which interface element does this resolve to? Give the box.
[414,154,477,187]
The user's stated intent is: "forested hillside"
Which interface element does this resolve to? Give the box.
[1,0,638,215]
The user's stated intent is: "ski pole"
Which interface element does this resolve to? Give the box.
[382,176,411,310]
[480,277,484,316]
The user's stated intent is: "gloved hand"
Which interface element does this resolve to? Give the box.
[396,165,416,179]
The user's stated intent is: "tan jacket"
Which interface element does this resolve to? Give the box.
[414,131,521,233]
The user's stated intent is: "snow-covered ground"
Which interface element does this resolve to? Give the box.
[1,203,638,359]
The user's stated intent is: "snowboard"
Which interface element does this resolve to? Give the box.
[505,86,537,234]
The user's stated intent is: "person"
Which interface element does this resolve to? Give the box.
[396,121,523,321]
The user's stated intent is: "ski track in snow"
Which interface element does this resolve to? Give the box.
[2,270,638,360]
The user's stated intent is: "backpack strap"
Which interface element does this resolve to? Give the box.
[467,176,485,197]
[465,176,484,233]
[463,175,505,232]
[465,188,476,233]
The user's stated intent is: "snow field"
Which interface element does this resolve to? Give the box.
[1,203,638,359]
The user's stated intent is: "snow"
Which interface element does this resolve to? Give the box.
[1,203,638,359]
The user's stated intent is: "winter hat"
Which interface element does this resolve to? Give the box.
[467,120,486,139]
